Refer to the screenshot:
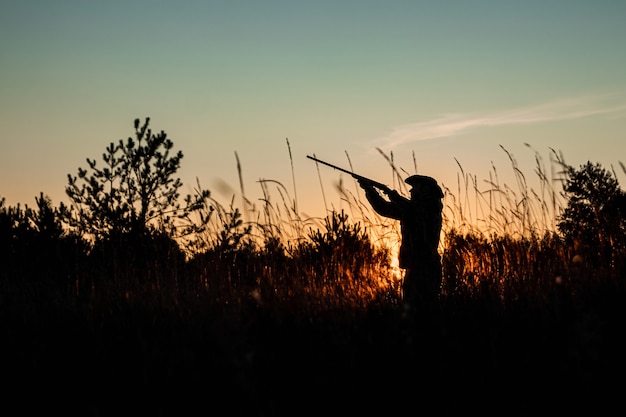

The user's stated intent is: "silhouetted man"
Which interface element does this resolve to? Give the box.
[359,174,444,313]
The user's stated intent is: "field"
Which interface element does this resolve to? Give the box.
[2,147,625,416]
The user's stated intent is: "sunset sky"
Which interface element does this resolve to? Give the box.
[2,0,625,225]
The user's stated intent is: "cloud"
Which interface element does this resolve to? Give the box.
[375,92,626,148]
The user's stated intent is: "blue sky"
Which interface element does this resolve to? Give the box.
[1,0,625,226]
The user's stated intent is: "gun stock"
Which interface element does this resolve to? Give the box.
[307,155,391,192]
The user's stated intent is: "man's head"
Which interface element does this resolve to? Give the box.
[405,175,444,199]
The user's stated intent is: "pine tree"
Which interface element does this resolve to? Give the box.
[63,117,211,244]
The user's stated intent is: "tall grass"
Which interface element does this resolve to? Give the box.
[2,142,623,321]
[3,143,625,416]
[442,144,568,238]
[162,141,620,319]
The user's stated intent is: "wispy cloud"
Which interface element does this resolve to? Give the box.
[375,93,626,148]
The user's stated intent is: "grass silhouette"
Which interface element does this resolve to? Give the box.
[1,144,625,415]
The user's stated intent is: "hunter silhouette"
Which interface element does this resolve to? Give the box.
[358,174,444,313]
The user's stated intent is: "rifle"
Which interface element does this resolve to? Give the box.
[307,155,392,194]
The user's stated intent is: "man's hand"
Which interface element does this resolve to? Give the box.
[381,186,398,198]
[358,178,376,189]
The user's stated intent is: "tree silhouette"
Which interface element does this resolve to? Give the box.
[32,192,65,241]
[0,194,88,287]
[63,117,211,244]
[557,161,626,266]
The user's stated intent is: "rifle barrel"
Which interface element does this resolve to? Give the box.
[307,155,390,191]
[306,155,355,177]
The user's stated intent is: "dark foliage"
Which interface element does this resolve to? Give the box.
[2,147,626,415]
[296,209,390,282]
[0,193,88,289]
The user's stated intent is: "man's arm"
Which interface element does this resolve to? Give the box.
[358,179,408,219]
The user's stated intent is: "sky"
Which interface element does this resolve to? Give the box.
[1,0,625,228]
